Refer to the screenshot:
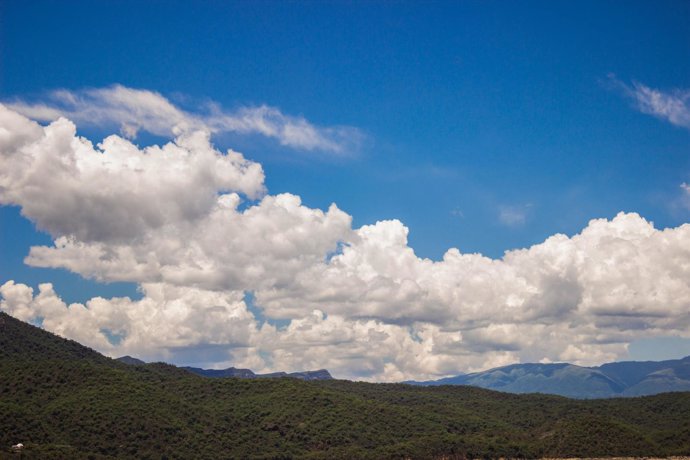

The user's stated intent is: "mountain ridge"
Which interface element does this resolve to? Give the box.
[115,356,333,381]
[406,356,690,398]
[181,365,333,381]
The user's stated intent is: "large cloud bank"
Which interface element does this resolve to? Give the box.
[2,99,690,381]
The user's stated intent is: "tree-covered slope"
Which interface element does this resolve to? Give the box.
[1,311,690,459]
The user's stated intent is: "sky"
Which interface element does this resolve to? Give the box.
[1,0,690,381]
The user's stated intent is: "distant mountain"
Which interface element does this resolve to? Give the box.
[182,366,332,381]
[595,357,690,396]
[279,369,333,381]
[181,366,256,378]
[406,356,690,398]
[116,355,146,365]
[117,354,334,381]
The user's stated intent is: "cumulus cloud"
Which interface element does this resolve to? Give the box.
[611,76,690,130]
[2,105,690,381]
[0,105,266,242]
[5,85,362,154]
[0,279,541,380]
[24,193,353,289]
[0,280,259,362]
[259,213,690,334]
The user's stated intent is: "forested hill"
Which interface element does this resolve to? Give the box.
[1,311,690,459]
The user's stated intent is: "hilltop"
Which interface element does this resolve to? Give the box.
[1,311,689,459]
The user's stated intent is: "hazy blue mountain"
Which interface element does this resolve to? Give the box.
[279,369,333,381]
[407,356,690,398]
[622,361,690,396]
[182,366,257,378]
[182,366,333,381]
[117,356,333,381]
[595,357,690,392]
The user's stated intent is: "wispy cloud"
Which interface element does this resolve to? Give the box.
[498,204,530,227]
[450,207,464,218]
[610,75,690,130]
[681,182,690,210]
[5,85,362,155]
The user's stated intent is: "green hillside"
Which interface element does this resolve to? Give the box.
[1,311,689,459]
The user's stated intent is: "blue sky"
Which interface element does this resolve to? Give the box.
[1,1,690,377]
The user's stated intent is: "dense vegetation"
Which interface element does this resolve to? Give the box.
[1,312,690,459]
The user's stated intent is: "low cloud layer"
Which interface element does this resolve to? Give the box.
[6,85,362,154]
[2,104,690,381]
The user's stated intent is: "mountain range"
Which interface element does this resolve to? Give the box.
[120,353,690,398]
[116,356,333,380]
[180,366,332,380]
[2,310,690,458]
[406,356,690,398]
[115,352,690,399]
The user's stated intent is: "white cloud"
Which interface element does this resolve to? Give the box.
[24,192,353,289]
[2,105,690,381]
[610,77,690,217]
[498,205,529,227]
[611,76,690,130]
[5,85,362,154]
[681,182,690,210]
[0,279,534,380]
[0,105,265,241]
[0,280,259,361]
